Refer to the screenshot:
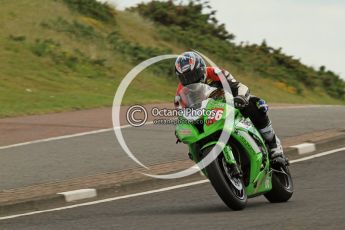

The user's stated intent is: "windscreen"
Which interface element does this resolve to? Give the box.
[179,83,216,109]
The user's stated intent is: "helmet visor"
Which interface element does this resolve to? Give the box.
[177,67,205,86]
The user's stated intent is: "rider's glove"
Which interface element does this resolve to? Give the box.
[256,99,268,113]
[234,95,249,109]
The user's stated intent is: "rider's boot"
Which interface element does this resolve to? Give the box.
[259,123,289,167]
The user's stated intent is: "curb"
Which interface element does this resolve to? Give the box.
[58,189,97,202]
[290,143,316,155]
[284,131,345,158]
[1,132,345,217]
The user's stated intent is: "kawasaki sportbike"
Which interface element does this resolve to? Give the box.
[175,83,293,210]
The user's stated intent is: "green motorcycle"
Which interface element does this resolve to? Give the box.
[175,83,293,210]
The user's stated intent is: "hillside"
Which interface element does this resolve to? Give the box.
[0,0,344,117]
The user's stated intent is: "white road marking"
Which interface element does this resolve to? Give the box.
[0,180,209,220]
[289,146,345,163]
[0,121,154,150]
[58,189,97,202]
[290,143,316,155]
[0,145,344,220]
[2,105,341,150]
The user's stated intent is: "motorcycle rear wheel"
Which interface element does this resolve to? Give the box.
[264,165,294,203]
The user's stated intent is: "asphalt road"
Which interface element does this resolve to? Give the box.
[1,150,344,230]
[0,106,345,190]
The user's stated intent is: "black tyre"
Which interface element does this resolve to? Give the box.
[202,146,247,210]
[264,165,294,203]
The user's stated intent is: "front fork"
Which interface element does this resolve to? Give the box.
[223,145,242,177]
[189,143,241,177]
[223,145,236,165]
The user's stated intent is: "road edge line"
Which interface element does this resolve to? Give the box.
[0,122,155,150]
[0,134,344,218]
[1,144,345,220]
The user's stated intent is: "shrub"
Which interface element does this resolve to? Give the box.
[131,0,345,100]
[129,0,234,41]
[107,31,173,76]
[62,0,115,23]
[31,39,60,57]
[41,17,100,39]
[91,58,106,66]
[31,39,108,72]
[320,70,345,99]
[8,35,26,42]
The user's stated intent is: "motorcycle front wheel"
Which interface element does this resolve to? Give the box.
[202,146,247,211]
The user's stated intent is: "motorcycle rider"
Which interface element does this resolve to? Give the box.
[174,51,288,166]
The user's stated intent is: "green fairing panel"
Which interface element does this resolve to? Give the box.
[176,101,272,197]
[175,121,200,144]
[231,111,272,195]
[203,99,231,135]
[176,99,232,144]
